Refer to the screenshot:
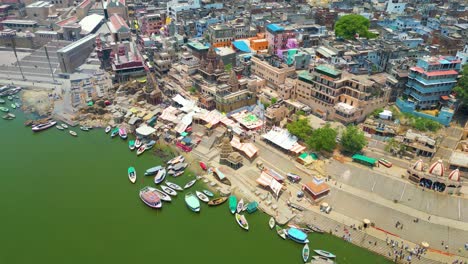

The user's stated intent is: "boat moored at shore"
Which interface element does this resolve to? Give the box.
[139,186,162,209]
[185,192,200,212]
[32,121,57,132]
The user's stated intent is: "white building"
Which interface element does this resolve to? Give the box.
[456,44,468,66]
[386,0,406,14]
[166,0,200,21]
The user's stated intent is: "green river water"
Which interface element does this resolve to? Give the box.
[0,111,391,264]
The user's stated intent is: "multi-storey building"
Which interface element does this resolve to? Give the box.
[26,1,56,20]
[396,56,461,126]
[139,13,164,36]
[295,65,390,124]
[265,24,295,55]
[250,55,295,91]
[208,24,234,48]
[105,0,128,20]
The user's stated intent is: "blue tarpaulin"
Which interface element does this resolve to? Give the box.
[232,40,251,52]
[182,137,192,144]
[267,24,284,32]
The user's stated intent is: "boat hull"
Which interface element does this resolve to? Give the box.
[229,195,237,214]
[185,193,200,212]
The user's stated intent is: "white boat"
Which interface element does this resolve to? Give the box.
[173,170,184,177]
[69,130,77,137]
[161,185,177,196]
[56,125,64,130]
[32,121,57,132]
[195,191,209,203]
[166,181,183,191]
[167,155,184,165]
[154,188,172,202]
[303,244,310,263]
[105,126,111,133]
[136,144,146,156]
[235,213,249,231]
[269,217,275,229]
[237,199,244,213]
[184,179,197,189]
[135,138,142,148]
[80,126,89,131]
[61,124,68,129]
[154,168,166,184]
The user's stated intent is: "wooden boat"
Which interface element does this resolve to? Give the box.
[378,158,393,168]
[128,140,135,150]
[135,138,142,148]
[56,125,64,130]
[276,225,286,239]
[237,199,244,213]
[139,186,162,209]
[202,189,214,197]
[229,195,237,214]
[32,121,57,132]
[0,98,4,104]
[235,213,249,231]
[185,192,200,212]
[7,96,12,100]
[69,130,77,137]
[208,196,228,206]
[154,168,166,184]
[167,155,184,165]
[128,167,136,184]
[161,185,177,196]
[11,103,16,109]
[146,140,156,149]
[165,181,183,191]
[303,244,310,263]
[111,128,119,138]
[154,188,172,202]
[307,224,324,234]
[144,166,162,176]
[80,126,89,131]
[269,217,275,229]
[61,124,68,129]
[119,128,127,139]
[136,144,146,156]
[195,191,209,203]
[173,170,184,177]
[311,256,335,263]
[184,179,196,189]
[287,228,309,244]
[105,126,111,133]
[313,250,336,259]
[172,162,187,171]
[2,113,13,120]
[199,161,207,171]
[246,202,258,214]
[0,107,8,112]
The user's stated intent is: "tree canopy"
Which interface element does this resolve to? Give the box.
[340,125,367,153]
[335,15,377,40]
[286,118,313,142]
[306,124,337,152]
[454,64,468,106]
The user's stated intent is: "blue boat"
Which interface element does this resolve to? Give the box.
[146,140,156,149]
[246,201,258,214]
[287,228,309,244]
[144,165,162,176]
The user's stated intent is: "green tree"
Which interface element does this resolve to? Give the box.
[341,125,367,153]
[286,118,313,142]
[271,97,278,104]
[306,124,337,152]
[454,64,468,105]
[335,14,377,40]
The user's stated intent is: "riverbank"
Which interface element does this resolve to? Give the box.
[0,113,392,264]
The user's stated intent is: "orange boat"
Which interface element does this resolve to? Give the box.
[378,158,392,168]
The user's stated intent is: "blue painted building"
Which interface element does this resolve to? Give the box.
[396,56,462,126]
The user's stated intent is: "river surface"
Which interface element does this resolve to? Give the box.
[0,111,391,264]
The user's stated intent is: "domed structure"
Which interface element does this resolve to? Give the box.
[428,159,445,177]
[448,169,460,182]
[412,159,424,171]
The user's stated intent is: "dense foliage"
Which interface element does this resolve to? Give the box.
[306,124,338,152]
[286,118,313,142]
[403,113,442,132]
[341,125,367,153]
[454,64,468,105]
[335,15,377,40]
